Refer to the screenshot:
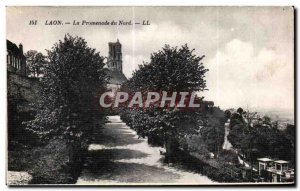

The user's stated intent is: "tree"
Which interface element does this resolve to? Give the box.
[284,124,295,145]
[121,44,208,162]
[224,110,232,120]
[228,110,294,165]
[284,124,295,166]
[26,34,108,147]
[237,107,244,115]
[25,50,47,77]
[127,44,208,92]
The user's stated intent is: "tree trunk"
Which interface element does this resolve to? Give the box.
[165,136,180,163]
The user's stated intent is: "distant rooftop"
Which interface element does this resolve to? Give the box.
[257,158,273,162]
[107,70,127,85]
[274,160,289,164]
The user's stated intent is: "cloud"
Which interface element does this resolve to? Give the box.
[118,21,220,78]
[6,7,294,112]
[203,39,294,111]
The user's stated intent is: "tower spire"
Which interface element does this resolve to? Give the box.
[108,40,122,71]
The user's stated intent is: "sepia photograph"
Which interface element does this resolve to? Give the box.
[5,6,295,186]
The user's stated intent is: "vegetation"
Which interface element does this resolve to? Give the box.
[26,34,108,141]
[8,38,295,183]
[181,107,225,158]
[227,108,295,168]
[120,44,209,162]
[9,34,108,184]
[25,50,47,77]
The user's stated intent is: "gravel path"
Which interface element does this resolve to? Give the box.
[76,115,213,185]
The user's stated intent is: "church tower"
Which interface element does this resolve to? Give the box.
[106,39,127,87]
[108,39,122,72]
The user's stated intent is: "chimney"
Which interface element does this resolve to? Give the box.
[19,43,23,54]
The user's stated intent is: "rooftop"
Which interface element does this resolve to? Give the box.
[257,158,273,162]
[107,70,127,85]
[274,160,289,164]
[7,40,25,58]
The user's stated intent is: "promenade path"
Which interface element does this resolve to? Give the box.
[76,116,213,185]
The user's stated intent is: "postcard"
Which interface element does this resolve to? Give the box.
[6,6,295,185]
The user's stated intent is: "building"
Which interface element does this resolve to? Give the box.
[267,160,294,182]
[258,158,274,176]
[7,40,40,139]
[106,39,127,94]
[7,40,27,76]
[107,39,122,72]
[257,158,294,182]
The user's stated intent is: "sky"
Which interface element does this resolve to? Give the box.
[6,6,294,112]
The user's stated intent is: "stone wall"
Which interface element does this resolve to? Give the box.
[7,71,40,112]
[7,72,41,147]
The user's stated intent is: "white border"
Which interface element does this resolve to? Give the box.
[0,0,298,190]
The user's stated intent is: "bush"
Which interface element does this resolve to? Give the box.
[219,150,239,164]
[8,148,35,172]
[202,165,241,182]
[30,138,82,184]
[173,150,242,183]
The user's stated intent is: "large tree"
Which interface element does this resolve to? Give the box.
[127,44,208,92]
[27,34,108,144]
[121,44,208,162]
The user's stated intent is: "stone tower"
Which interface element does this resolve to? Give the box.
[108,39,122,72]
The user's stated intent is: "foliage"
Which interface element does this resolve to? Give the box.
[284,123,295,146]
[237,107,243,115]
[199,107,225,154]
[25,50,47,77]
[183,135,211,158]
[120,44,208,161]
[7,74,40,149]
[29,139,78,184]
[8,138,81,184]
[228,108,294,162]
[126,44,208,92]
[220,150,237,163]
[224,109,231,120]
[26,34,108,142]
[202,165,242,182]
[21,35,108,183]
[8,147,36,172]
[180,107,225,160]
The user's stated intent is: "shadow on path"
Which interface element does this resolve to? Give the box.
[77,116,212,184]
[91,123,144,147]
[81,149,179,183]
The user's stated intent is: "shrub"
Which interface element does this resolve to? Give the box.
[30,138,82,184]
